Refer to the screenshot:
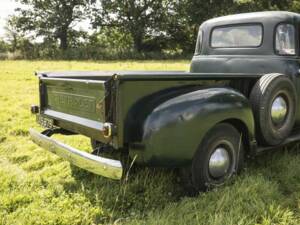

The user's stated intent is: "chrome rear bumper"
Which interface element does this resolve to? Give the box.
[29,128,123,180]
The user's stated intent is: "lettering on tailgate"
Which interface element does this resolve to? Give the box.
[48,92,97,113]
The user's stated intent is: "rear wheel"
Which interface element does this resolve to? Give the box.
[188,123,244,192]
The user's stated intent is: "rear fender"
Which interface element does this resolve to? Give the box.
[132,88,255,167]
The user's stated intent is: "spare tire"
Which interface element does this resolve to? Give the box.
[250,73,297,146]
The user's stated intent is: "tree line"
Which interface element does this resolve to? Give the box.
[0,0,298,60]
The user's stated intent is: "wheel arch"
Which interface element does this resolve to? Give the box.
[219,118,253,156]
[130,87,256,167]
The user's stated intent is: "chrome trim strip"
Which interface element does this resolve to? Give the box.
[29,128,123,180]
[43,109,104,130]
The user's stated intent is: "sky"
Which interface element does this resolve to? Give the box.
[0,0,20,37]
[0,0,91,39]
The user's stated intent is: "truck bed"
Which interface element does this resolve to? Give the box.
[36,70,262,149]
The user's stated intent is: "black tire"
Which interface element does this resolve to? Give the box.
[250,74,297,146]
[190,123,244,192]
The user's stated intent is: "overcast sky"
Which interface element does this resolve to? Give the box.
[0,0,21,37]
[0,0,91,39]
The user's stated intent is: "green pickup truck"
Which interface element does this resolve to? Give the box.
[30,11,300,191]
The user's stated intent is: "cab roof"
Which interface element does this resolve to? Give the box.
[203,11,300,27]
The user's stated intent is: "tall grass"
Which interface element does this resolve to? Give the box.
[0,61,300,225]
[0,49,193,61]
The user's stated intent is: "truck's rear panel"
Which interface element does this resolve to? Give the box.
[30,72,125,180]
[39,77,112,144]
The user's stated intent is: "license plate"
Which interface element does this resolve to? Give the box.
[37,115,54,128]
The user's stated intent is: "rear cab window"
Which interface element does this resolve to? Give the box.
[211,24,263,48]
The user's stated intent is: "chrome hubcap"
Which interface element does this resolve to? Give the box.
[209,147,230,178]
[271,96,287,125]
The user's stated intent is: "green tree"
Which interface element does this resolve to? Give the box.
[163,0,237,53]
[92,0,168,52]
[5,17,23,52]
[0,39,8,53]
[234,0,293,12]
[12,0,92,50]
[291,0,300,12]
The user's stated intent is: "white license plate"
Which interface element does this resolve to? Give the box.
[37,115,54,128]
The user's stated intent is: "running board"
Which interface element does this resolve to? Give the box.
[256,131,300,154]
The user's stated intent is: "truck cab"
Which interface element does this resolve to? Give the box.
[191,11,300,75]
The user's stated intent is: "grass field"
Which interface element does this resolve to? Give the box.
[1,60,300,225]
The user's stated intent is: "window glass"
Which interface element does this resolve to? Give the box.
[194,29,203,55]
[275,24,295,55]
[211,25,263,48]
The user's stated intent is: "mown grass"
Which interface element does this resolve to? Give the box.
[0,60,300,225]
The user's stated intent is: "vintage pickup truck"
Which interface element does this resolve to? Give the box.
[30,11,300,191]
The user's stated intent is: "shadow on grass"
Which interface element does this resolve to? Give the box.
[62,143,300,224]
[247,143,300,195]
[64,164,184,223]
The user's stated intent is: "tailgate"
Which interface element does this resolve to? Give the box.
[39,77,111,143]
[41,77,106,121]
